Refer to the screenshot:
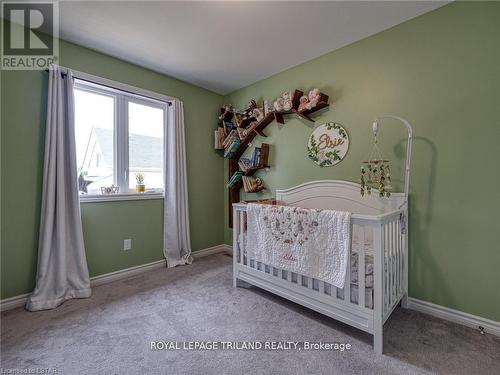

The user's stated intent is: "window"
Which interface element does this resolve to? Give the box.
[127,101,164,190]
[74,79,167,197]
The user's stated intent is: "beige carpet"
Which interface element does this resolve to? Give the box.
[1,254,499,374]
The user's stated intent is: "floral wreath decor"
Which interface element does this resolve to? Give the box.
[307,122,349,167]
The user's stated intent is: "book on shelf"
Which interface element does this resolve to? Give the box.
[251,147,261,167]
[242,176,265,193]
[260,143,270,167]
[214,127,225,150]
[224,139,240,158]
[221,129,240,158]
[237,127,248,140]
[227,171,244,188]
[223,130,238,149]
[237,143,270,173]
[214,130,220,149]
[238,158,253,172]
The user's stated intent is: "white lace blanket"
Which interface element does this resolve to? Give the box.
[246,203,351,288]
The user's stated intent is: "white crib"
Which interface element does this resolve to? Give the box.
[232,180,408,354]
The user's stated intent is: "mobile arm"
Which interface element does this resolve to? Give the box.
[372,115,413,207]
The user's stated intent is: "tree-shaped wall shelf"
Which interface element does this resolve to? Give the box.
[243,165,270,176]
[215,89,330,227]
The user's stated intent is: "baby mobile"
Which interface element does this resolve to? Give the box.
[360,121,392,197]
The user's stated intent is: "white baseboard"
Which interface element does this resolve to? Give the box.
[221,244,232,255]
[1,244,230,312]
[0,293,31,312]
[192,244,231,258]
[89,259,166,287]
[407,297,500,337]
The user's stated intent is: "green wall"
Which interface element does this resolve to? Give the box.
[224,2,500,321]
[1,2,499,322]
[1,37,224,299]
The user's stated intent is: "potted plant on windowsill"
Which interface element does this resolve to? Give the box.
[135,173,145,193]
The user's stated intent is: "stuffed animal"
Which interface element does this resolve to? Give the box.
[263,100,270,115]
[273,97,284,112]
[298,95,309,112]
[254,177,264,191]
[273,91,293,112]
[219,104,235,132]
[237,127,248,139]
[252,108,265,122]
[244,100,257,118]
[282,91,293,111]
[234,112,245,127]
[219,104,233,121]
[306,88,321,110]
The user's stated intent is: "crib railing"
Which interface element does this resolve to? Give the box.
[233,204,407,322]
[381,214,408,322]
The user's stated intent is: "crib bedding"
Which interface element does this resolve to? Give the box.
[246,203,352,289]
[240,233,376,308]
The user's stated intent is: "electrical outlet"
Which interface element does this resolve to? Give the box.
[123,239,132,251]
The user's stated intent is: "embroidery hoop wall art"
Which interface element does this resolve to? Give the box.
[307,122,349,167]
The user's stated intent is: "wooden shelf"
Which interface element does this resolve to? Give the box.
[231,102,329,161]
[231,180,243,190]
[298,101,329,117]
[243,165,270,176]
[227,165,269,190]
[275,102,330,123]
[231,113,273,160]
[222,91,329,227]
[237,116,256,128]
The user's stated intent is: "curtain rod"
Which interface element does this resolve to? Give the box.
[44,67,173,106]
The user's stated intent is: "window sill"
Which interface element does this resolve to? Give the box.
[80,192,164,203]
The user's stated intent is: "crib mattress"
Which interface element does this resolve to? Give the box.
[348,237,374,309]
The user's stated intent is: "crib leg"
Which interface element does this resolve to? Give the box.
[373,222,384,355]
[401,293,408,309]
[373,328,383,355]
[233,276,238,288]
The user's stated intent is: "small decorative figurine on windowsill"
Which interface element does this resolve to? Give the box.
[100,184,119,195]
[135,173,145,193]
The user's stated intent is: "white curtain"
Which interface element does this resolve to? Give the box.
[26,66,91,311]
[163,100,192,267]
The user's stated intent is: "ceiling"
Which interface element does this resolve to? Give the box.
[57,1,448,94]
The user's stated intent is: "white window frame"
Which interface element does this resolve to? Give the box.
[71,69,174,203]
